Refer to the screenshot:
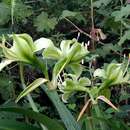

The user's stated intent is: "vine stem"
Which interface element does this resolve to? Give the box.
[19,63,48,130]
[64,17,91,38]
[89,1,105,128]
[64,18,123,58]
[11,0,15,25]
[120,0,123,38]
[90,0,94,29]
[87,90,106,130]
[90,0,95,51]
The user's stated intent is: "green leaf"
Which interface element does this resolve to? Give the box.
[0,28,11,36]
[0,119,41,130]
[16,78,48,102]
[0,74,14,100]
[93,0,112,8]
[52,58,68,86]
[60,10,86,22]
[69,63,83,77]
[95,43,121,58]
[0,2,10,25]
[118,30,130,46]
[43,46,62,60]
[60,10,78,18]
[42,87,81,130]
[34,12,57,33]
[13,1,32,22]
[112,5,130,22]
[2,0,32,22]
[119,93,130,102]
[79,77,91,87]
[0,107,65,130]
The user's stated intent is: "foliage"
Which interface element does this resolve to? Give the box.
[0,0,130,130]
[0,2,10,25]
[34,12,57,33]
[0,0,32,25]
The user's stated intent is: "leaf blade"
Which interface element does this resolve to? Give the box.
[16,78,48,102]
[0,107,65,130]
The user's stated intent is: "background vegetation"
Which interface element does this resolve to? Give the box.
[0,0,130,130]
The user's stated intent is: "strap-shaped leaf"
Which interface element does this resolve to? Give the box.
[0,119,41,130]
[0,107,65,130]
[77,99,91,121]
[42,87,81,130]
[53,57,68,79]
[97,95,119,111]
[16,78,48,102]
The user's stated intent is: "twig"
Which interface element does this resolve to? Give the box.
[64,18,124,58]
[90,0,95,51]
[64,17,92,38]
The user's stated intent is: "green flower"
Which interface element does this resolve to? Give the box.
[43,39,89,62]
[43,39,89,84]
[0,33,53,71]
[59,74,91,102]
[94,63,130,88]
[3,34,35,63]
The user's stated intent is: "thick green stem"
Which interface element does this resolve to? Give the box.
[88,119,94,130]
[19,63,47,130]
[93,104,106,130]
[88,92,106,130]
[42,87,81,130]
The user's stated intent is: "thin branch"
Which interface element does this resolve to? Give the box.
[64,17,92,38]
